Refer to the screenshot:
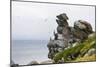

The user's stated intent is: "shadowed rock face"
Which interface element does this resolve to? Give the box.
[47,13,93,59]
[47,40,65,59]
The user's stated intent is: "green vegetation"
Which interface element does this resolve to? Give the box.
[53,33,96,63]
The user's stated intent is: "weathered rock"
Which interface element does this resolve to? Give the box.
[47,13,94,61]
[57,34,64,40]
[56,19,68,27]
[47,40,66,59]
[71,27,88,41]
[88,33,95,38]
[56,13,69,21]
[57,26,64,34]
[84,48,96,57]
[40,60,54,64]
[72,20,93,41]
[56,13,69,34]
[28,61,39,65]
[74,20,93,35]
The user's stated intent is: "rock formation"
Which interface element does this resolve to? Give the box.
[47,13,94,61]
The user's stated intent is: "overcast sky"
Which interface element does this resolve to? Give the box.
[12,1,95,40]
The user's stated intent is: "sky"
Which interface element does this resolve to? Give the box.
[12,1,95,40]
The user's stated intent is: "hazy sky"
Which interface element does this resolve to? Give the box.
[12,1,95,40]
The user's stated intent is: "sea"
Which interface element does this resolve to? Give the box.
[11,40,49,65]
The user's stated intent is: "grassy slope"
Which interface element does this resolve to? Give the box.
[53,33,96,63]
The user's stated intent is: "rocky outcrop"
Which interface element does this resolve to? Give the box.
[47,13,95,62]
[53,33,96,63]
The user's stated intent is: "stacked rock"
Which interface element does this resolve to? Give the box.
[47,13,70,59]
[47,13,93,59]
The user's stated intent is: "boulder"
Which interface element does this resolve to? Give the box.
[74,20,93,35]
[40,60,54,64]
[72,20,94,41]
[28,61,39,65]
[88,33,95,38]
[84,48,96,56]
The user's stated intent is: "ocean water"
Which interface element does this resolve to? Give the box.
[11,40,49,65]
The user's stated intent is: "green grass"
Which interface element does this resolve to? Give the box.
[53,33,96,63]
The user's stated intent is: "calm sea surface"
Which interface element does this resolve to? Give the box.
[12,40,49,65]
